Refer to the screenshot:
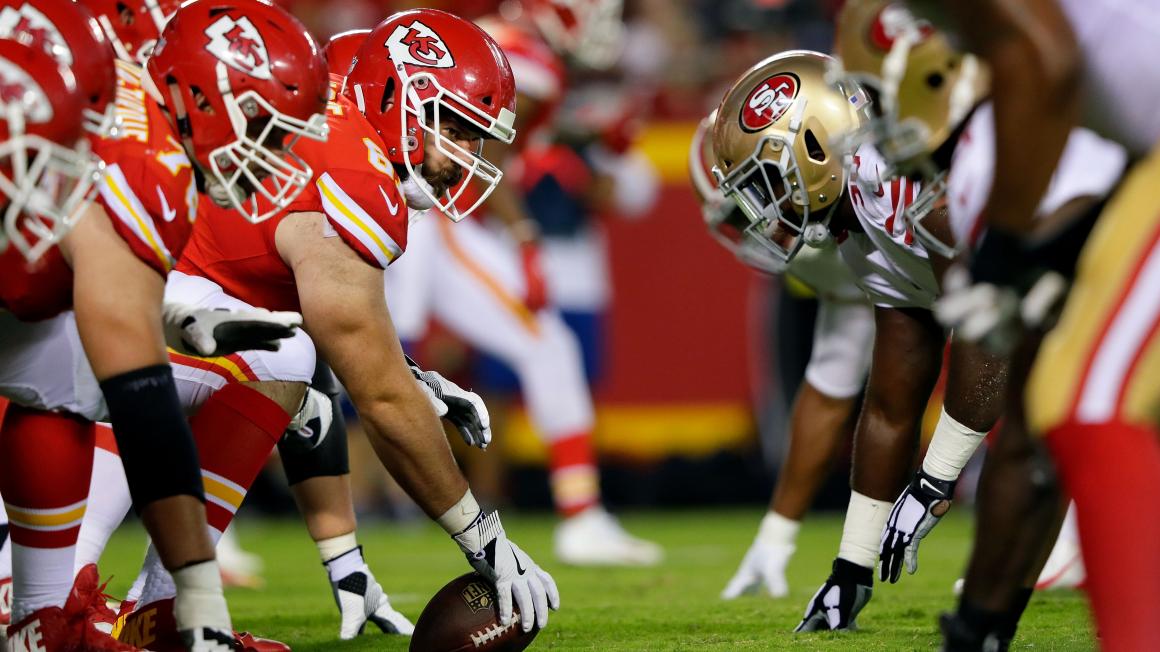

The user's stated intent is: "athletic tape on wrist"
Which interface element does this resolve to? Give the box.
[437,490,481,536]
[837,490,891,569]
[922,408,987,482]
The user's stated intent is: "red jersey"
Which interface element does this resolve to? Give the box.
[0,60,196,321]
[177,86,407,312]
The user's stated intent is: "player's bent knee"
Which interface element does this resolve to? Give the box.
[244,380,307,416]
[100,364,205,512]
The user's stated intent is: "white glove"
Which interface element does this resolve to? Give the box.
[406,356,491,449]
[452,511,560,632]
[285,388,333,449]
[878,470,955,583]
[162,302,301,357]
[935,266,1068,355]
[721,540,794,599]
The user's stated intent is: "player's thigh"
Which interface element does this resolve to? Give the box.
[165,271,317,413]
[0,311,105,421]
[429,217,547,362]
[805,299,874,400]
[1027,147,1160,434]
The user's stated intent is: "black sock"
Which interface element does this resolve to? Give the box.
[957,596,1005,637]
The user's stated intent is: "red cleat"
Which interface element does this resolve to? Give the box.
[6,566,140,651]
[117,598,289,652]
[0,576,11,626]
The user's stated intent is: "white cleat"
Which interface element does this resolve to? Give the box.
[217,526,265,589]
[332,568,415,639]
[554,507,663,567]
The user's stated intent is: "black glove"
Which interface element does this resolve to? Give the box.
[794,558,873,632]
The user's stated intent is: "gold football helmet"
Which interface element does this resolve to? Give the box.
[836,0,988,257]
[690,110,785,273]
[712,50,869,267]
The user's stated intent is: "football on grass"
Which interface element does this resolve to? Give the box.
[409,572,539,652]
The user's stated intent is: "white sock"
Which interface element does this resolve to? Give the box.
[319,534,364,582]
[137,526,224,607]
[0,497,10,579]
[10,544,74,622]
[172,560,231,632]
[756,511,800,548]
[921,408,987,482]
[837,490,892,569]
[74,446,132,572]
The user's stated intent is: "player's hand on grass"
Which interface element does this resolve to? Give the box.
[879,470,955,583]
[721,538,794,599]
[452,511,560,632]
[794,559,873,632]
[406,355,492,449]
[163,301,302,357]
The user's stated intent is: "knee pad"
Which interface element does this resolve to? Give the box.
[278,361,349,485]
[100,365,204,511]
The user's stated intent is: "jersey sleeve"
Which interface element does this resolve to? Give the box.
[93,141,196,276]
[312,167,408,270]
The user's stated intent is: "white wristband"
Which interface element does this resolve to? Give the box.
[437,490,481,535]
[922,408,987,482]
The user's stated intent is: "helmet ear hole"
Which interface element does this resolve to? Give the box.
[926,72,944,89]
[803,129,826,163]
[380,77,395,114]
[481,95,492,106]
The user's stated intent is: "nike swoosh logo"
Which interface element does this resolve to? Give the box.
[156,186,177,223]
[510,544,526,575]
[919,478,945,497]
[379,185,399,215]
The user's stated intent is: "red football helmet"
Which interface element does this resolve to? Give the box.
[521,0,623,69]
[79,0,181,64]
[343,9,516,220]
[323,28,368,79]
[0,41,103,262]
[0,0,118,137]
[147,0,329,223]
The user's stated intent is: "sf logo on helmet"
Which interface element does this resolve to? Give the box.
[0,4,72,65]
[0,57,51,122]
[740,73,799,133]
[385,21,454,69]
[868,3,935,52]
[204,15,272,80]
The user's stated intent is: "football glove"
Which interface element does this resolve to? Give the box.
[935,265,1068,355]
[284,388,333,450]
[879,470,956,583]
[405,356,491,449]
[452,511,560,632]
[326,552,414,640]
[795,558,873,632]
[162,302,301,358]
[721,540,794,599]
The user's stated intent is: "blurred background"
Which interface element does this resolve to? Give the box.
[244,0,955,522]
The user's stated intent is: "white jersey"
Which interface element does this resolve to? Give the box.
[1058,0,1160,155]
[786,245,868,305]
[838,144,940,309]
[947,102,1129,245]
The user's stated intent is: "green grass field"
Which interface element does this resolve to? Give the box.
[99,510,1093,651]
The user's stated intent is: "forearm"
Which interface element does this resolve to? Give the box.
[358,386,469,519]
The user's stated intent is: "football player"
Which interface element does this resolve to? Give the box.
[0,0,328,648]
[114,8,559,645]
[689,111,876,600]
[377,0,662,566]
[810,1,1125,642]
[897,0,1160,649]
[709,41,1120,632]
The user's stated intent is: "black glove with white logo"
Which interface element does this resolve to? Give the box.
[405,355,491,449]
[795,558,874,632]
[879,470,956,583]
